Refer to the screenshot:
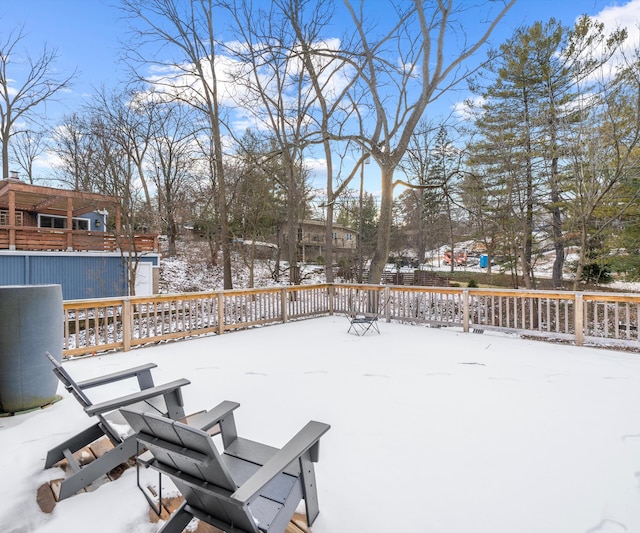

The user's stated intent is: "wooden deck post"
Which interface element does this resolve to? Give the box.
[327,284,334,315]
[8,189,15,250]
[66,197,73,251]
[282,288,288,324]
[462,289,470,333]
[574,293,584,346]
[217,291,225,335]
[122,299,132,352]
[384,286,391,322]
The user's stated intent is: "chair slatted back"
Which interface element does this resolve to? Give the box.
[45,352,124,444]
[122,409,260,533]
[45,352,92,408]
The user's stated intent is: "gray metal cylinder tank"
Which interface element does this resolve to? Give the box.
[0,285,63,413]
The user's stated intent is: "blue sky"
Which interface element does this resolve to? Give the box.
[1,0,639,189]
[1,0,634,117]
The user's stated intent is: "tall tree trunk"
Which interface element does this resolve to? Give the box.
[369,165,393,283]
[211,130,233,290]
[522,175,535,289]
[550,157,565,289]
[273,228,283,282]
[573,225,589,290]
[135,160,153,210]
[522,93,535,289]
[248,242,255,288]
[287,167,300,285]
[2,130,9,180]
[324,139,335,283]
[325,202,334,282]
[416,190,425,264]
[168,217,177,257]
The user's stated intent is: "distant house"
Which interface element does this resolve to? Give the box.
[282,219,356,262]
[0,178,160,299]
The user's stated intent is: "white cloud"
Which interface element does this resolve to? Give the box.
[590,0,640,73]
[452,96,485,121]
[141,37,356,141]
[450,1,640,118]
[594,0,640,32]
[305,156,327,173]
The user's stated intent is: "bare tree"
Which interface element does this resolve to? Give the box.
[147,100,198,257]
[340,0,515,283]
[231,130,284,287]
[225,0,317,284]
[398,120,442,262]
[120,0,234,289]
[280,0,360,282]
[51,97,153,295]
[89,111,149,295]
[95,88,156,210]
[52,112,99,191]
[11,128,46,183]
[0,27,74,179]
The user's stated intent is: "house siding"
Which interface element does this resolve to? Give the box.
[0,253,159,299]
[1,255,28,284]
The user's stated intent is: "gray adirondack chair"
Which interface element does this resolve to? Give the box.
[44,352,190,500]
[121,404,330,533]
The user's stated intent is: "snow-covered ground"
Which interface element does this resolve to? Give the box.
[2,317,640,532]
[419,242,640,292]
[158,246,326,294]
[156,237,640,294]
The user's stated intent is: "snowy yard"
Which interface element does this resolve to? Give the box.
[1,316,640,532]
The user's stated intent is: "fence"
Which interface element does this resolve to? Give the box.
[0,226,158,252]
[62,284,640,357]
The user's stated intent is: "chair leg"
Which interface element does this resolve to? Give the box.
[364,319,380,335]
[45,422,105,468]
[299,451,321,525]
[163,389,187,420]
[267,481,304,533]
[157,501,194,533]
[136,442,164,516]
[57,435,138,500]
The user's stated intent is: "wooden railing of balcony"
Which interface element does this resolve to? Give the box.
[0,226,158,252]
[61,284,640,357]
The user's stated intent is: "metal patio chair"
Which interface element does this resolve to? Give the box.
[44,352,190,500]
[121,403,330,533]
[347,290,388,336]
[347,311,381,335]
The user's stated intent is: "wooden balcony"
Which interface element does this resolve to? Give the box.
[0,179,157,253]
[0,226,158,253]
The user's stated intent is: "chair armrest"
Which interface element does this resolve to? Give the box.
[84,378,190,416]
[231,421,330,505]
[186,401,241,433]
[77,363,158,390]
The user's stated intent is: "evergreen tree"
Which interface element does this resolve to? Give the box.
[467,17,625,288]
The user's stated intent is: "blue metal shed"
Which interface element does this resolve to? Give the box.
[0,252,159,299]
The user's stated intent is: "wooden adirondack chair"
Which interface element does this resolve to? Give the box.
[44,352,190,500]
[121,404,330,533]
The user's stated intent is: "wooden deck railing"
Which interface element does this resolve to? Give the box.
[0,226,158,252]
[62,284,640,356]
